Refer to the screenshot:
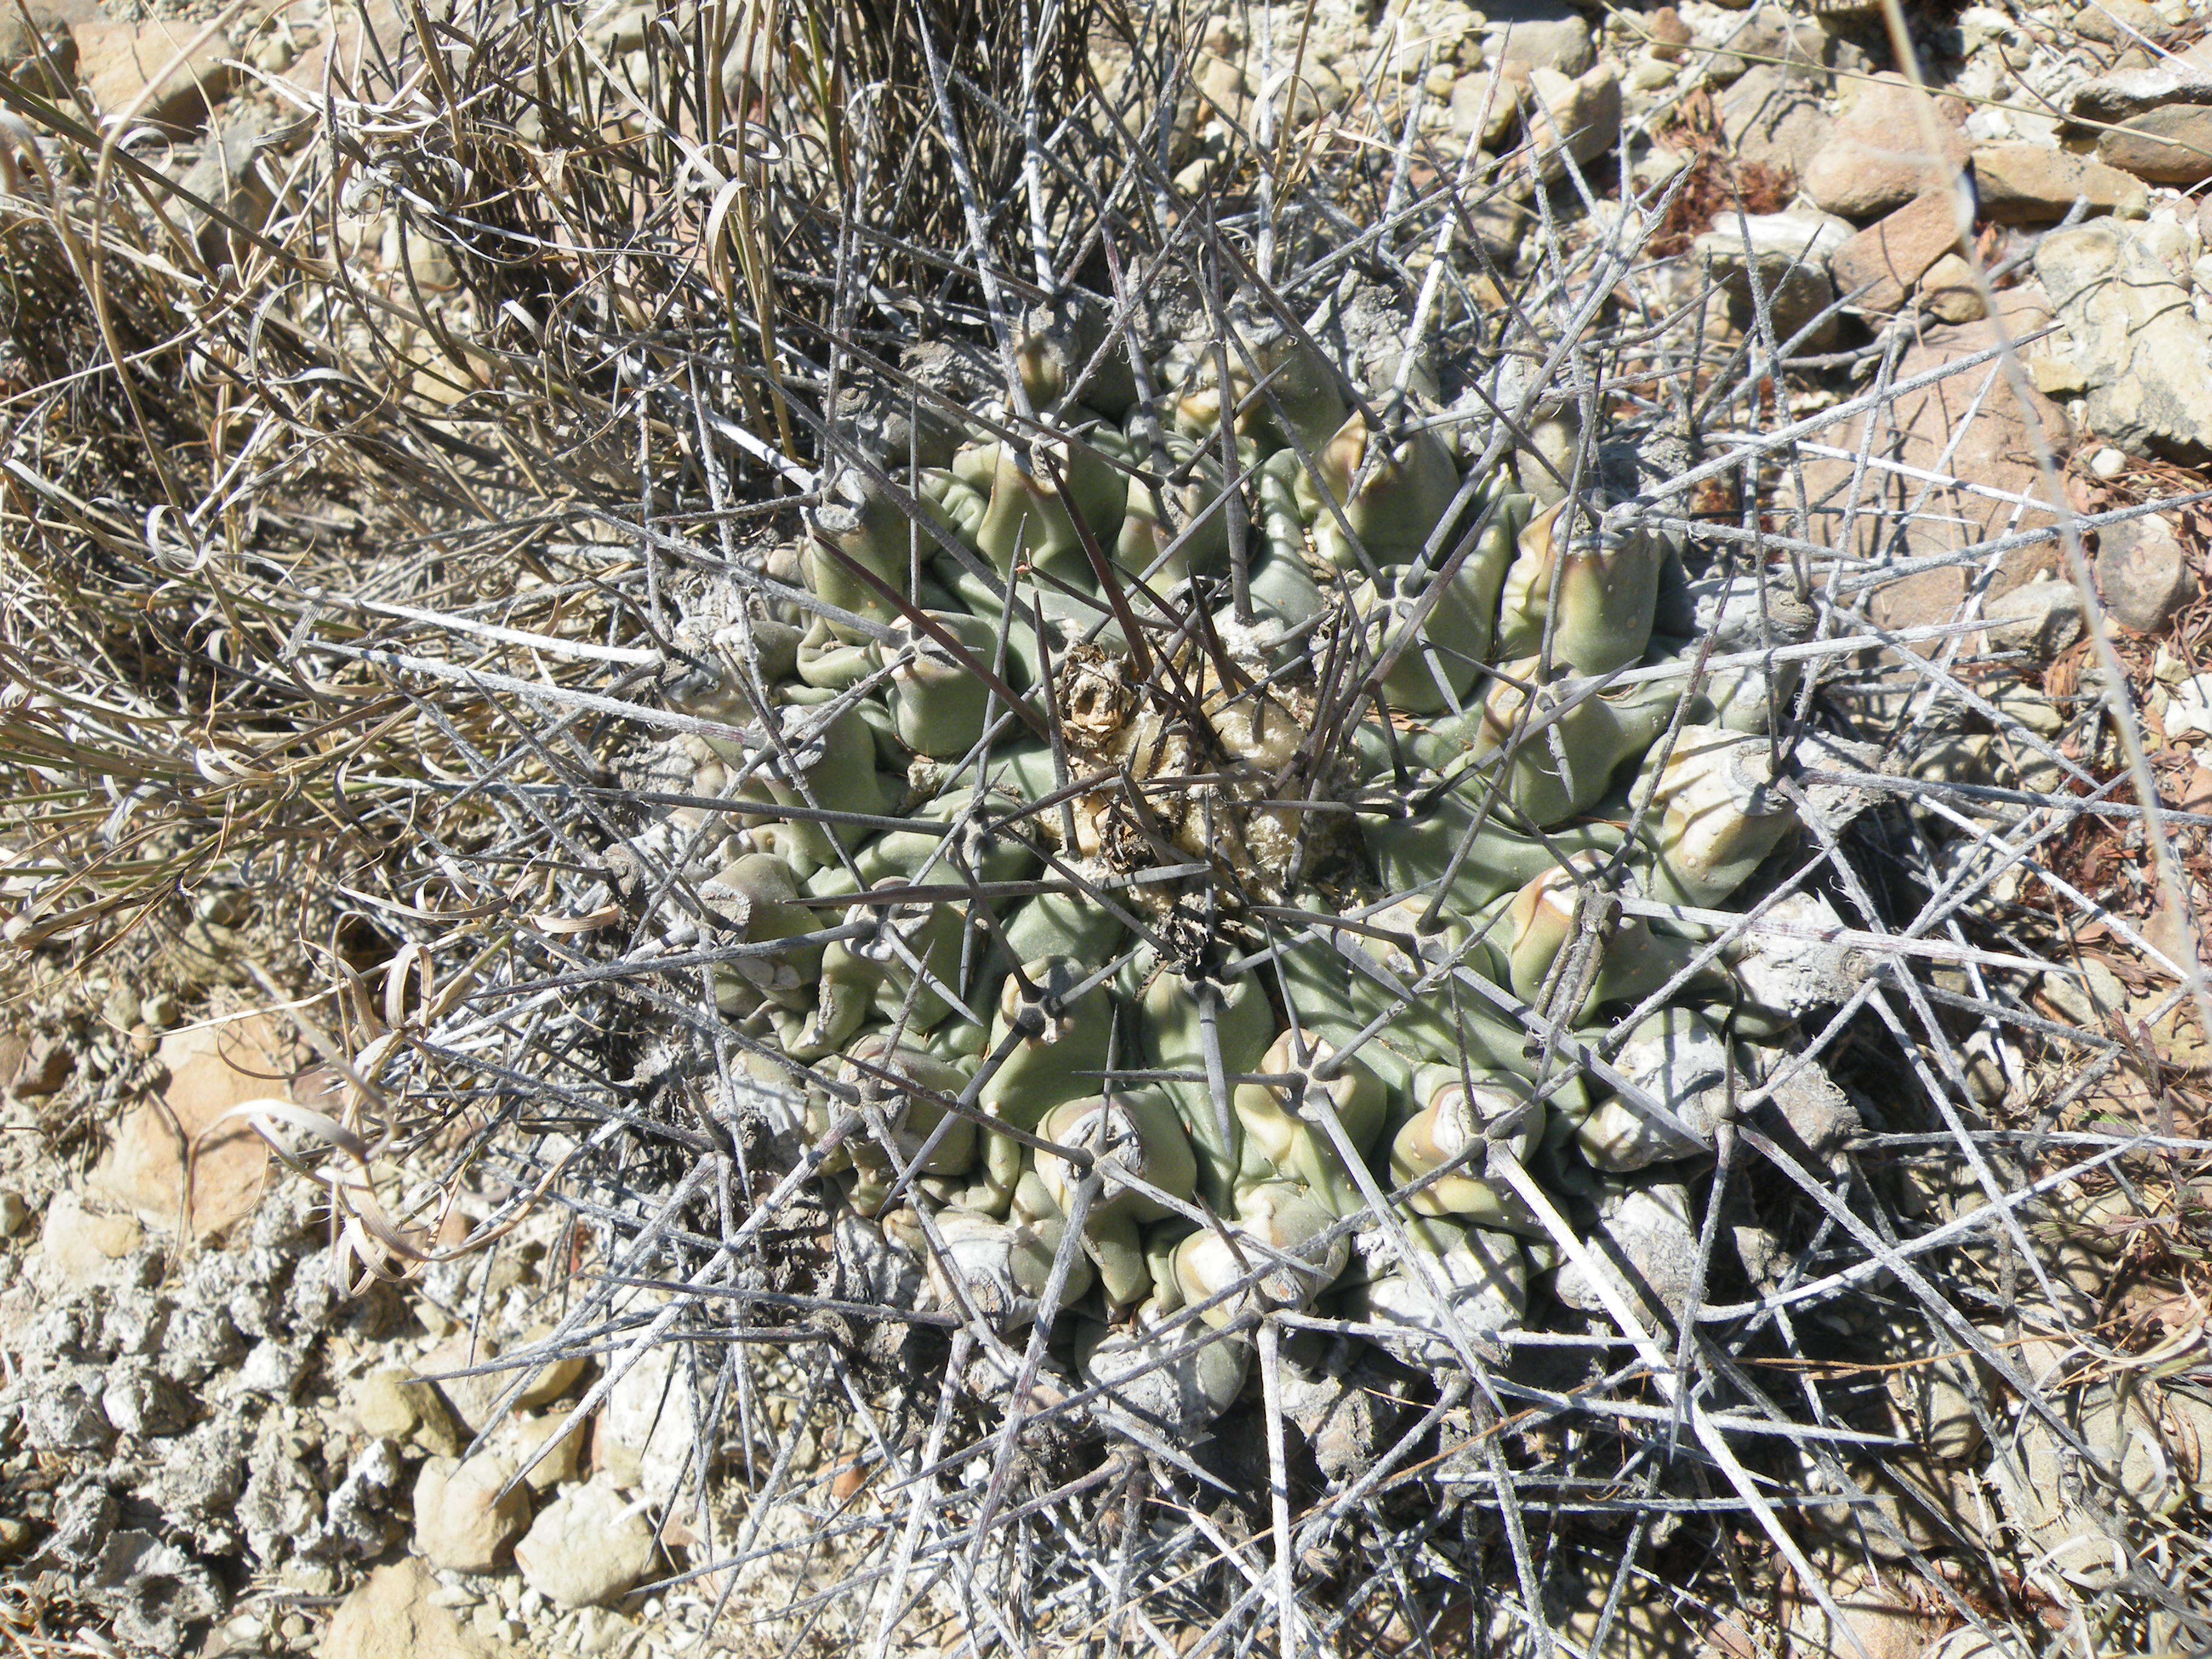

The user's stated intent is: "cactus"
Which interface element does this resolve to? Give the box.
[654,318,1826,1432]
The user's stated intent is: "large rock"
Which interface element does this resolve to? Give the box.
[1720,62,1832,179]
[1830,188,1968,313]
[2066,38,2212,123]
[318,1559,497,1659]
[72,21,231,131]
[87,1016,298,1237]
[2097,105,2212,185]
[1802,73,1969,222]
[1800,286,2071,626]
[1692,210,1851,347]
[512,1476,656,1608]
[1971,143,2148,224]
[2033,216,2212,462]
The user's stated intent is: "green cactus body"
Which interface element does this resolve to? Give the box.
[1470,660,1678,827]
[1295,411,1461,571]
[1636,725,1800,908]
[1139,968,1275,1215]
[665,312,1820,1413]
[1495,503,1666,677]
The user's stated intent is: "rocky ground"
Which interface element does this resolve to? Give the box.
[5,0,2212,1655]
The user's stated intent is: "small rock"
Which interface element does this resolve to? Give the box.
[509,1324,589,1409]
[71,20,232,131]
[1646,7,1691,62]
[88,1017,299,1237]
[14,1036,72,1096]
[141,990,179,1028]
[1720,62,1832,178]
[492,1406,585,1492]
[1625,54,1676,94]
[1971,143,2148,224]
[2071,0,2170,47]
[1801,73,1969,222]
[1487,15,1590,78]
[320,1558,498,1659]
[512,1475,656,1608]
[1982,576,2088,665]
[0,1190,26,1237]
[1716,5,1831,81]
[38,1190,142,1284]
[1521,61,1621,180]
[412,1454,529,1575]
[1448,69,1520,150]
[1692,209,1850,347]
[2090,445,2131,480]
[351,1368,461,1455]
[2097,104,2212,185]
[1917,251,1986,324]
[1831,189,1968,313]
[2096,514,2194,632]
[600,1344,704,1508]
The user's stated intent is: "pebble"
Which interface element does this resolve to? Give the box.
[514,1476,656,1608]
[2095,513,2194,631]
[411,1454,529,1575]
[0,1190,26,1238]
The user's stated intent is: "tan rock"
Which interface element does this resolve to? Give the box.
[37,1190,141,1283]
[2097,104,2212,186]
[1801,73,1969,223]
[1917,252,1985,324]
[509,1324,589,1409]
[412,1454,529,1575]
[417,1332,505,1433]
[87,1016,303,1237]
[72,20,232,131]
[318,1558,497,1659]
[512,1476,655,1608]
[492,1406,585,1492]
[1972,143,2148,224]
[1830,189,1968,313]
[1801,285,2071,622]
[1521,61,1621,182]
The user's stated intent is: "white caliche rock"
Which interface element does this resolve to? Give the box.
[514,1475,657,1608]
[600,1342,703,1509]
[2033,217,2212,463]
[1550,1181,1701,1319]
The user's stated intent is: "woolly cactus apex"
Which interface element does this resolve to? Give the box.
[700,853,822,1016]
[979,956,1114,1130]
[1170,1180,1349,1329]
[970,431,1130,580]
[1232,1031,1389,1219]
[1140,968,1275,1215]
[1503,856,1720,1017]
[1036,1090,1198,1308]
[1295,410,1462,570]
[883,611,999,759]
[1074,1304,1251,1438]
[1495,501,1666,676]
[837,1037,978,1213]
[806,469,932,640]
[1574,1005,1735,1172]
[738,701,892,873]
[1341,1213,1527,1367]
[925,1201,1093,1330]
[1472,658,1677,826]
[1390,1067,1544,1233]
[1637,725,1798,908]
[1116,432,1232,586]
[1364,788,1624,922]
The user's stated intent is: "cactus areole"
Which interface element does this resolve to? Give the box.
[660,300,1817,1429]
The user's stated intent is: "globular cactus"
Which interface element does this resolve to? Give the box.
[655,301,1832,1417]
